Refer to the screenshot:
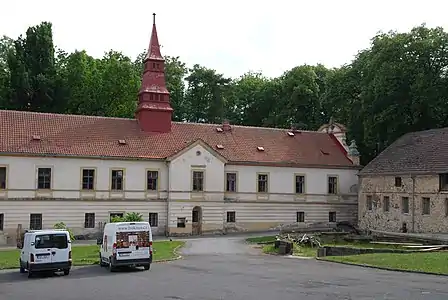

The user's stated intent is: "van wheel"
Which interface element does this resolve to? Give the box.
[99,254,106,267]
[20,266,26,273]
[63,269,70,275]
[144,264,150,270]
[108,260,116,272]
[27,271,33,278]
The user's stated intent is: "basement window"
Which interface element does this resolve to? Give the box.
[287,131,295,136]
[216,127,223,132]
[257,146,265,151]
[439,173,448,191]
[216,144,224,149]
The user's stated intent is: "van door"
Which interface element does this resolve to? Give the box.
[33,234,54,264]
[115,230,150,261]
[50,233,70,263]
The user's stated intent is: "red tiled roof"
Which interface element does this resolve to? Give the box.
[0,110,355,168]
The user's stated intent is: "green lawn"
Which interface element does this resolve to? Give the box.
[324,252,448,275]
[246,236,277,244]
[0,240,184,270]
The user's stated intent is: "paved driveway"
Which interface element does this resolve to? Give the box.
[0,236,447,300]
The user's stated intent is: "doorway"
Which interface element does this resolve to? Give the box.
[192,206,202,235]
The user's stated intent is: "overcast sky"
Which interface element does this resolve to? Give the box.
[1,0,447,78]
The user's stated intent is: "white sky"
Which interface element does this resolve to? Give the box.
[1,0,447,78]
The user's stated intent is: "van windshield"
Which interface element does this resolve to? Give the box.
[35,233,68,249]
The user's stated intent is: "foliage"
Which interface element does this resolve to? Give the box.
[110,212,144,223]
[2,22,448,165]
[53,221,75,241]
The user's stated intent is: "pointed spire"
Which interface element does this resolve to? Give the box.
[145,13,163,61]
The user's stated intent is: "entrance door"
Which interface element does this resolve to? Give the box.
[192,206,202,235]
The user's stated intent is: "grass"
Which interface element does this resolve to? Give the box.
[0,240,184,270]
[324,252,448,275]
[246,236,277,244]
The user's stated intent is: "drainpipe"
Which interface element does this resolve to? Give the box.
[411,174,416,233]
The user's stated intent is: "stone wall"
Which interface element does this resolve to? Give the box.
[358,175,448,233]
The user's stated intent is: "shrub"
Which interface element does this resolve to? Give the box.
[110,212,144,223]
[53,222,75,241]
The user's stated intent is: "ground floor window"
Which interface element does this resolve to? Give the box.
[226,211,236,223]
[149,213,158,227]
[84,213,95,228]
[177,217,186,228]
[329,211,337,223]
[296,211,305,222]
[30,214,42,230]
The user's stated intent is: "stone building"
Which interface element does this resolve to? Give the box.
[0,15,361,245]
[358,127,448,233]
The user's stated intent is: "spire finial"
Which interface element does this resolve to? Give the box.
[153,13,156,25]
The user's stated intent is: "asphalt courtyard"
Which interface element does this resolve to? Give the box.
[0,236,447,300]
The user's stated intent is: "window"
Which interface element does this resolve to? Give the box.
[257,174,268,193]
[37,168,52,189]
[111,169,124,191]
[383,196,390,212]
[226,173,237,192]
[30,214,42,230]
[192,171,204,192]
[35,233,68,249]
[0,213,3,231]
[445,198,448,217]
[328,176,338,194]
[177,217,186,228]
[366,195,373,210]
[147,170,159,191]
[422,197,430,215]
[226,211,236,223]
[84,213,95,228]
[0,167,6,189]
[440,173,448,191]
[82,169,95,190]
[296,211,305,223]
[295,175,305,194]
[149,213,158,227]
[329,211,337,223]
[395,177,402,187]
[402,197,409,214]
[109,212,123,222]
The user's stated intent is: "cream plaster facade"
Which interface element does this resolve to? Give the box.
[358,175,448,233]
[0,141,359,244]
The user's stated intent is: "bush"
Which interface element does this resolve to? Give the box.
[53,222,75,241]
[110,212,144,223]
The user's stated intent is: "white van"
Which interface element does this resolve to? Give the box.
[99,222,153,271]
[18,229,72,278]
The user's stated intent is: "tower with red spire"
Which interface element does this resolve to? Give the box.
[136,13,173,133]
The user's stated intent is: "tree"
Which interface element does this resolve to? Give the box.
[111,212,144,223]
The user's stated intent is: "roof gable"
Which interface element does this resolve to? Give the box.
[166,139,228,163]
[360,127,448,175]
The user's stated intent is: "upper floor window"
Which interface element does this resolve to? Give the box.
[0,166,6,189]
[395,177,402,187]
[147,170,159,191]
[226,173,237,192]
[257,174,268,193]
[192,171,204,192]
[439,173,448,191]
[402,197,409,214]
[82,169,95,190]
[328,176,338,194]
[111,169,124,191]
[37,168,52,189]
[295,175,305,194]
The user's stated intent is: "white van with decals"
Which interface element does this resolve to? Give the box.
[98,222,153,271]
[18,229,72,278]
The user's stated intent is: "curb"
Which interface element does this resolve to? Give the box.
[316,257,448,277]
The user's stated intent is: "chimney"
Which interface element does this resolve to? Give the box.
[135,13,173,133]
[222,119,231,131]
